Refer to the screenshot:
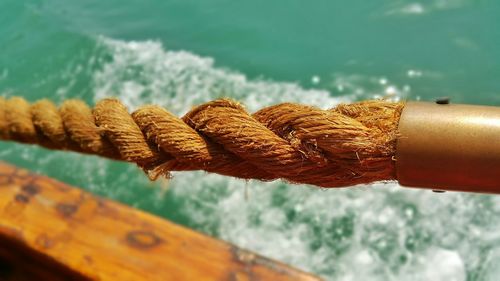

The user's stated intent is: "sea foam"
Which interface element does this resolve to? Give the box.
[88,37,500,281]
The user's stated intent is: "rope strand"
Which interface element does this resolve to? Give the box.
[0,96,404,187]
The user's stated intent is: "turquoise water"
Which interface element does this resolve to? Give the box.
[2,0,500,280]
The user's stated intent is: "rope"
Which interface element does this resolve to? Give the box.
[0,96,404,187]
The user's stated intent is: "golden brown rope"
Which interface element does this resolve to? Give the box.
[0,96,404,187]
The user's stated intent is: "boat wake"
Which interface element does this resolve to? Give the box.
[3,36,497,281]
[89,37,490,281]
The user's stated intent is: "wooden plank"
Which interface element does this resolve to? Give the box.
[0,161,322,281]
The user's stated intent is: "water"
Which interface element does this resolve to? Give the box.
[1,1,500,280]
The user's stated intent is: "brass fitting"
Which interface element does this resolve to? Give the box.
[396,101,500,193]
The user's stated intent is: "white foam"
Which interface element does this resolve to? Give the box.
[89,37,494,281]
[409,248,465,281]
[94,37,351,114]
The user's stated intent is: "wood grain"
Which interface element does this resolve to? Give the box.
[0,161,322,281]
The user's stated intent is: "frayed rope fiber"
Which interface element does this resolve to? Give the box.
[0,96,404,187]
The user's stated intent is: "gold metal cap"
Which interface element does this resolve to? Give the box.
[396,101,500,193]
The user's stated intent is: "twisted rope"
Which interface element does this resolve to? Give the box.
[0,96,404,187]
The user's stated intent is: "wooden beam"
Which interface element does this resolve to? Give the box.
[0,162,321,281]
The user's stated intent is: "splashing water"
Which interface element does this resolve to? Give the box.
[2,0,499,278]
[1,33,497,280]
[93,37,353,113]
[89,38,500,280]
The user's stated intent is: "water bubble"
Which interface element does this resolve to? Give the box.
[385,86,398,96]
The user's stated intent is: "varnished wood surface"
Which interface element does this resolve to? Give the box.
[0,162,321,281]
